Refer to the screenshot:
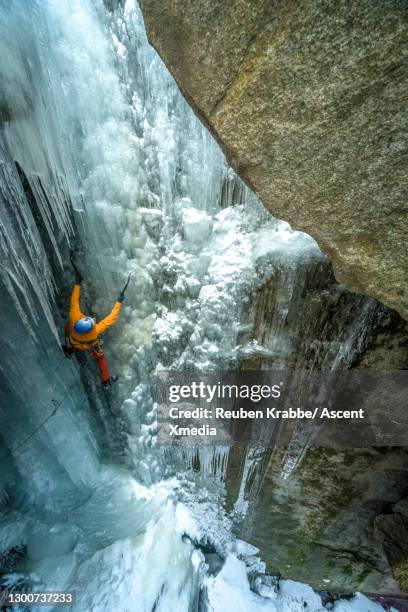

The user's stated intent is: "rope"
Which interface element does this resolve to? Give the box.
[1,341,100,462]
[0,392,71,464]
[10,400,61,455]
[1,291,110,462]
[1,255,111,462]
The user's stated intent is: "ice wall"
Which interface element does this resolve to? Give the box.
[0,0,206,602]
[0,0,263,604]
[0,0,100,500]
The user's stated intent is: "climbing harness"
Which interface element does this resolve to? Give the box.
[67,337,103,351]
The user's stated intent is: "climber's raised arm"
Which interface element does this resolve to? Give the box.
[95,299,122,334]
[69,283,85,325]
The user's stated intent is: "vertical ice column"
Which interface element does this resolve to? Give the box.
[0,1,100,503]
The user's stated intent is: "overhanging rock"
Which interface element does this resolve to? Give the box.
[140,0,408,319]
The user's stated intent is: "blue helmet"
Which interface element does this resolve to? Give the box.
[73,317,95,334]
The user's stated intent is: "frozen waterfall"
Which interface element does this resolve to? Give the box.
[0,1,386,610]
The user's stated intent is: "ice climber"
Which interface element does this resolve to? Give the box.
[63,262,129,388]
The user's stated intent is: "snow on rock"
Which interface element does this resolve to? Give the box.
[205,555,274,612]
[205,557,387,612]
[252,221,320,263]
[229,539,260,558]
[332,593,388,612]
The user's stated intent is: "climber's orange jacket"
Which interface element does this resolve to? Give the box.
[67,284,122,350]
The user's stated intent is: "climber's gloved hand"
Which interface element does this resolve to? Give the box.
[117,292,125,303]
[62,345,74,358]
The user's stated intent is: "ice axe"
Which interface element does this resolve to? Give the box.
[118,272,133,302]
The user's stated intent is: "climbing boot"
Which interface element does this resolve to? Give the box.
[102,375,119,389]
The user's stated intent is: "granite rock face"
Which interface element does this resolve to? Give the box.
[229,248,408,594]
[374,509,408,592]
[140,0,408,319]
[227,445,408,594]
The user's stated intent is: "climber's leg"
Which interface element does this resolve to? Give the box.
[91,349,110,383]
